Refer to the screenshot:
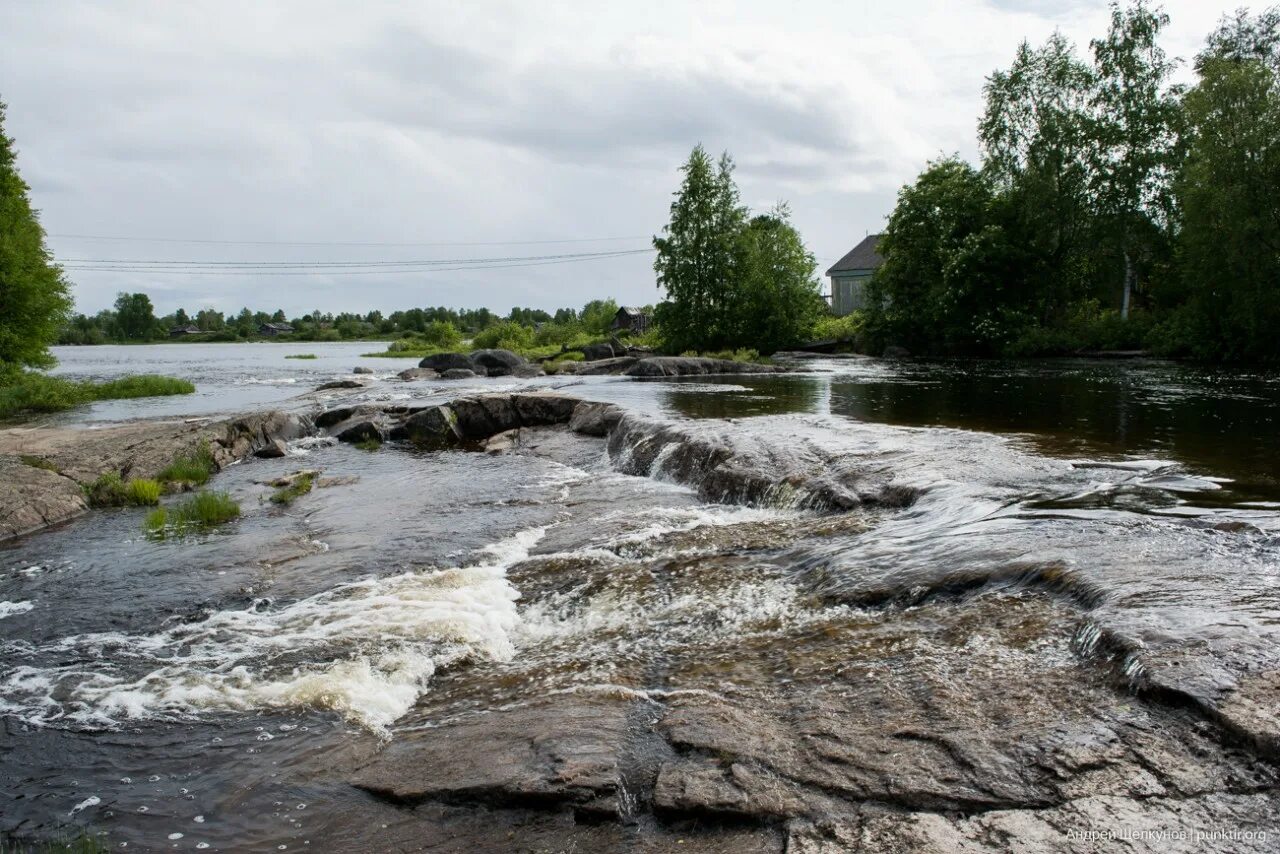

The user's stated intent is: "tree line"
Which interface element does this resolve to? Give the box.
[56,294,635,345]
[865,3,1280,362]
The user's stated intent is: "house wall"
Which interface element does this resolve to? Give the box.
[830,271,872,316]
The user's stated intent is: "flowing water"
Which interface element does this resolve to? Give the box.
[3,347,1279,850]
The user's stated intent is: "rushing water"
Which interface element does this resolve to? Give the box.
[3,345,1279,850]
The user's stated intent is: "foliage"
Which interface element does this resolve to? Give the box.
[269,471,315,504]
[284,353,317,359]
[0,833,109,854]
[420,320,462,348]
[579,299,620,336]
[353,437,381,451]
[113,292,159,341]
[145,491,240,537]
[654,147,821,353]
[471,321,533,351]
[0,372,194,420]
[86,473,162,507]
[157,441,216,486]
[0,100,73,376]
[811,311,865,342]
[867,3,1280,363]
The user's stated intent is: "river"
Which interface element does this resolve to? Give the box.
[2,344,1279,851]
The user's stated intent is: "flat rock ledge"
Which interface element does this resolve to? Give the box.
[0,410,311,541]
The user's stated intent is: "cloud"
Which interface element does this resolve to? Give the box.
[0,0,1234,316]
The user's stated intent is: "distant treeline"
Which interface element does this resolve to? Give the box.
[864,4,1280,362]
[57,294,640,345]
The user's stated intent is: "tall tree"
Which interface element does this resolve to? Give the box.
[732,205,826,353]
[0,99,72,376]
[1175,9,1280,361]
[1090,0,1179,318]
[653,145,745,351]
[114,292,157,341]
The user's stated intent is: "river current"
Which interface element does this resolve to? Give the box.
[2,345,1278,850]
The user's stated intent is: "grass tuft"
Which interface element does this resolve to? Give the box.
[269,471,316,504]
[158,441,217,486]
[145,491,240,537]
[353,437,381,451]
[0,833,109,854]
[284,353,317,359]
[85,473,163,507]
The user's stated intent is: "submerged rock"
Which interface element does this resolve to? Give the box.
[254,439,289,458]
[625,357,788,377]
[441,368,478,380]
[571,356,638,376]
[397,367,440,381]
[352,366,374,374]
[316,378,367,390]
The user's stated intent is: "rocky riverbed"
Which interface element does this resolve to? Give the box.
[2,360,1279,852]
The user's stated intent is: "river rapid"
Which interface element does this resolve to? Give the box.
[2,346,1279,851]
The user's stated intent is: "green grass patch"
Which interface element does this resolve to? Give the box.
[85,473,163,507]
[0,372,195,420]
[157,441,216,487]
[353,437,382,451]
[0,833,109,854]
[284,353,317,359]
[681,348,764,363]
[269,471,316,504]
[19,455,59,472]
[145,491,240,537]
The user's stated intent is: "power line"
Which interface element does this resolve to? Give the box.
[51,232,651,248]
[60,248,652,268]
[61,249,655,276]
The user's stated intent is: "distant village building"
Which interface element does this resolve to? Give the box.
[169,324,201,337]
[826,234,884,316]
[611,306,650,334]
[258,322,294,337]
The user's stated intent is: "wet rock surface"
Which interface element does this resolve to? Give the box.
[0,410,311,540]
[626,357,790,377]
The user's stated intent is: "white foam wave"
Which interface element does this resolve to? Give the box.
[0,600,34,619]
[1,528,545,733]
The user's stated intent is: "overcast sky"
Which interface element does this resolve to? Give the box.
[0,0,1248,317]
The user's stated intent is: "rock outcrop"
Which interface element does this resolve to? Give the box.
[626,357,789,378]
[0,410,311,541]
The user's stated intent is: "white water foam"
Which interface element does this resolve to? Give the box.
[0,528,545,733]
[0,600,34,620]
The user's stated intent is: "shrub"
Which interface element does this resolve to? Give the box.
[811,311,865,342]
[158,441,216,486]
[145,491,240,537]
[88,375,195,399]
[472,321,533,351]
[421,320,462,348]
[353,438,381,452]
[126,478,162,505]
[284,353,317,360]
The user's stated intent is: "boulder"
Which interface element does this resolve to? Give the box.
[468,349,526,377]
[315,405,370,429]
[418,352,474,372]
[0,456,88,541]
[450,396,521,440]
[397,367,439,381]
[882,345,911,359]
[390,405,462,448]
[625,357,787,378]
[334,419,385,444]
[512,392,578,425]
[254,438,289,458]
[572,356,637,376]
[511,364,546,378]
[441,368,478,380]
[569,401,625,436]
[581,342,624,361]
[352,366,374,374]
[316,378,366,390]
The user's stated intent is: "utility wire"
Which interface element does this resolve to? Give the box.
[61,249,655,276]
[61,248,653,268]
[52,232,650,247]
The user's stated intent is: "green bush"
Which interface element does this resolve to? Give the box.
[145,491,240,537]
[421,320,462,348]
[158,441,216,486]
[472,321,533,351]
[284,353,317,360]
[811,312,865,342]
[85,473,162,507]
[353,438,381,452]
[0,372,194,420]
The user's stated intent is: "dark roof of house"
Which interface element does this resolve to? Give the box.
[617,306,647,317]
[826,234,884,275]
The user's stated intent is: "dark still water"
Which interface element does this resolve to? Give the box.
[3,348,1279,851]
